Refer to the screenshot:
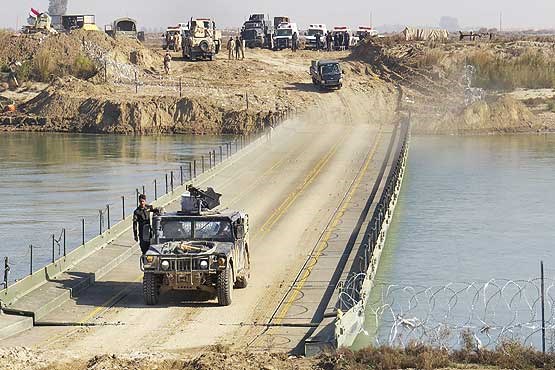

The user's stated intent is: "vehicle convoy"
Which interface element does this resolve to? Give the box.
[305,24,328,49]
[310,59,343,89]
[182,18,222,61]
[241,14,273,48]
[141,186,250,306]
[274,22,298,50]
[332,26,358,49]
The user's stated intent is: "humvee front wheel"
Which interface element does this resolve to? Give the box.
[143,273,161,305]
[216,263,233,306]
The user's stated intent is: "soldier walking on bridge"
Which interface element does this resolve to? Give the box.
[133,194,159,255]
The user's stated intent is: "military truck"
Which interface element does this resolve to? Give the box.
[310,60,343,90]
[141,186,250,306]
[182,18,222,61]
[241,14,273,48]
[274,22,299,50]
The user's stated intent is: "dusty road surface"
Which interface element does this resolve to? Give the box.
[1,88,395,361]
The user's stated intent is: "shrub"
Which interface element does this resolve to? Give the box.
[72,54,97,79]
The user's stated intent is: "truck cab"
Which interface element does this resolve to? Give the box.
[274,22,299,50]
[241,14,273,48]
[305,24,328,50]
[310,60,343,89]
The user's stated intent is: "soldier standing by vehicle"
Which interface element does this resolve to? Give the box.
[134,194,159,255]
[326,32,332,52]
[227,37,235,60]
[292,32,298,52]
[315,32,322,50]
[163,52,172,74]
[344,32,350,50]
[235,36,242,59]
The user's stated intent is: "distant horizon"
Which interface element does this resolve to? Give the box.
[2,0,555,32]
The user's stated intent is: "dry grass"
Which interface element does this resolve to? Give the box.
[33,49,55,82]
[468,49,555,90]
[416,48,446,68]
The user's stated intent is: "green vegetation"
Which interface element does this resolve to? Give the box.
[468,49,555,90]
[71,54,97,79]
[320,336,555,370]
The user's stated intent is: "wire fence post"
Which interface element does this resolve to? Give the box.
[142,185,145,197]
[63,228,66,257]
[52,234,55,263]
[3,257,8,290]
[154,179,158,200]
[106,204,111,229]
[136,188,139,207]
[235,140,238,153]
[135,71,138,94]
[201,156,205,173]
[180,166,184,185]
[99,210,103,236]
[82,218,85,246]
[219,146,223,163]
[121,196,125,219]
[541,260,546,355]
[209,151,213,169]
[29,245,33,276]
[193,160,197,178]
[179,77,182,97]
[165,174,168,194]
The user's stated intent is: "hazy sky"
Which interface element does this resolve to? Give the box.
[3,0,555,31]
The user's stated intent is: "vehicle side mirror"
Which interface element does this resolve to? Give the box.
[235,225,245,239]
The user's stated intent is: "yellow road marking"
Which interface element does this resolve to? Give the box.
[253,132,349,240]
[274,128,383,324]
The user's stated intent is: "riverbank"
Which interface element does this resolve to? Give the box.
[2,31,555,135]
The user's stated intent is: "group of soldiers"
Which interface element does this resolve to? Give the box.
[314,31,352,51]
[227,36,246,60]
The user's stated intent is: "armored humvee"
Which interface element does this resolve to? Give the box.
[141,186,250,306]
[182,18,222,61]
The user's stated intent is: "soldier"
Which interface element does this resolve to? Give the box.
[292,32,298,52]
[227,37,235,60]
[315,32,321,51]
[344,32,350,50]
[133,194,159,255]
[235,36,241,59]
[326,31,332,52]
[163,51,172,74]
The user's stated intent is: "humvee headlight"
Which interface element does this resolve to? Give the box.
[200,260,209,270]
[145,256,155,263]
[161,260,170,271]
[218,257,226,267]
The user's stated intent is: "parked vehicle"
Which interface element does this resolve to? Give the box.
[305,24,328,50]
[163,26,183,51]
[356,26,379,40]
[310,59,343,90]
[331,26,358,49]
[241,14,273,48]
[182,18,222,61]
[274,22,298,50]
[106,17,139,39]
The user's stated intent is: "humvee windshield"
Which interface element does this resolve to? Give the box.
[157,218,233,242]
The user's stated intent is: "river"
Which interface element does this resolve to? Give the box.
[354,134,555,349]
[0,133,233,282]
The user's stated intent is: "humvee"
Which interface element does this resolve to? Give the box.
[182,18,221,61]
[141,186,250,306]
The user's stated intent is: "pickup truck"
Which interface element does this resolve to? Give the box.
[310,60,343,90]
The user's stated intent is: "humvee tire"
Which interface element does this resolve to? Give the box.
[235,249,250,289]
[143,272,161,305]
[216,262,233,306]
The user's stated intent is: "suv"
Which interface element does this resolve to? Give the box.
[141,186,250,306]
[182,18,222,61]
[310,60,343,89]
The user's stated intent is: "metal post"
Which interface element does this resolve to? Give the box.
[29,245,33,276]
[52,234,55,263]
[104,60,107,82]
[226,143,230,158]
[235,140,238,153]
[63,228,66,257]
[209,151,213,168]
[201,156,205,173]
[135,71,138,93]
[212,150,216,165]
[99,210,103,235]
[179,77,182,97]
[180,166,184,185]
[188,162,193,180]
[82,218,85,246]
[541,260,546,354]
[170,171,174,192]
[121,196,125,219]
[165,174,168,194]
[154,179,158,200]
[219,146,223,162]
[107,205,111,229]
[136,188,139,207]
[3,257,8,289]
[142,185,145,196]
[193,160,197,178]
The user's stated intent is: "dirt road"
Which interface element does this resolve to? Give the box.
[1,86,394,362]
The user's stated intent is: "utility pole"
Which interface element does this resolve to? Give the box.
[499,12,502,33]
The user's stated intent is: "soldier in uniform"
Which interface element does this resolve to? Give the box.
[133,194,159,255]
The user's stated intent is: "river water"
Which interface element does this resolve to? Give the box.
[354,134,555,349]
[0,133,233,281]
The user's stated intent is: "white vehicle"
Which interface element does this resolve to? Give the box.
[163,26,183,51]
[274,22,299,50]
[332,26,358,50]
[356,26,379,40]
[305,24,328,49]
